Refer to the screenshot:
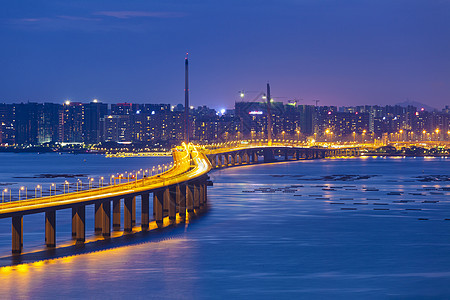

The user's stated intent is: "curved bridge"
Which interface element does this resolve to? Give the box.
[0,143,360,254]
[206,144,360,167]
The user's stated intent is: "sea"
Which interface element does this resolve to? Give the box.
[0,153,449,299]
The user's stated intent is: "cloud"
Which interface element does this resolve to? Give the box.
[58,15,101,21]
[18,18,51,22]
[94,11,185,19]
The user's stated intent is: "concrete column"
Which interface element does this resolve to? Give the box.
[177,184,187,218]
[94,202,102,234]
[211,156,216,168]
[224,154,228,167]
[204,179,208,203]
[284,149,289,161]
[71,207,77,237]
[141,193,150,231]
[154,189,164,227]
[163,188,169,216]
[131,196,136,226]
[124,196,133,233]
[75,205,85,243]
[153,193,156,217]
[199,179,206,207]
[230,154,235,166]
[113,199,121,231]
[12,215,23,254]
[168,186,176,221]
[45,210,56,248]
[101,200,111,238]
[193,181,200,209]
[186,183,194,213]
[253,151,258,163]
[238,152,243,164]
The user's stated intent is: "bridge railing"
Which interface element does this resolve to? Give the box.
[0,146,194,210]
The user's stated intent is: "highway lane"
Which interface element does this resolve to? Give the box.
[0,144,211,218]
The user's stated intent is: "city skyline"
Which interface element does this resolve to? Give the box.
[1,1,449,109]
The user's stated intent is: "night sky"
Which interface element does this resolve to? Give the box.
[0,0,449,109]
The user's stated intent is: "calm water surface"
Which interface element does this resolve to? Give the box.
[0,154,449,299]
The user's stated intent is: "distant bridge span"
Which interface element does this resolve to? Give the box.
[0,143,360,255]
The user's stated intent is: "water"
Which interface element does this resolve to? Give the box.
[0,154,449,299]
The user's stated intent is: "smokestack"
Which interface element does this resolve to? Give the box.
[266,82,273,146]
[184,53,189,143]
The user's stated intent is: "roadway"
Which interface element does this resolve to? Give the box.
[0,144,211,219]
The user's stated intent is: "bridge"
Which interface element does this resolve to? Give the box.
[0,142,360,254]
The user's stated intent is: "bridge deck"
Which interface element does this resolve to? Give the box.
[0,146,211,218]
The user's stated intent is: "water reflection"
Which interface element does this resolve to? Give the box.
[0,156,449,298]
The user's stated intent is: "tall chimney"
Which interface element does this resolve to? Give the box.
[266,82,273,146]
[184,53,189,143]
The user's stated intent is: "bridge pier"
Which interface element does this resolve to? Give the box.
[132,196,136,226]
[94,202,102,234]
[124,196,133,233]
[193,181,200,209]
[177,184,187,218]
[168,186,177,221]
[284,149,288,161]
[74,205,85,243]
[253,151,258,163]
[12,215,23,254]
[163,188,169,217]
[141,193,150,231]
[154,189,164,227]
[113,199,121,230]
[101,200,111,238]
[45,210,56,247]
[186,182,194,213]
[71,207,76,237]
[224,154,228,167]
[199,177,207,207]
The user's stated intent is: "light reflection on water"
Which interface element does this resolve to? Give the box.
[0,155,449,298]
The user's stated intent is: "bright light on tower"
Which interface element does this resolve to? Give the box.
[65,100,71,105]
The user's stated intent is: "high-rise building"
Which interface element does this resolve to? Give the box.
[59,102,85,143]
[84,101,108,144]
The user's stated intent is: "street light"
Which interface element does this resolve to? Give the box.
[2,188,11,202]
[76,179,82,191]
[99,176,104,187]
[435,128,440,141]
[64,181,69,194]
[19,186,27,201]
[35,185,42,198]
[50,183,56,196]
[89,177,94,189]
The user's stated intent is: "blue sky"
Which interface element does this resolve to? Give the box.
[0,0,449,109]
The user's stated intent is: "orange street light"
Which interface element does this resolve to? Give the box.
[19,186,27,201]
